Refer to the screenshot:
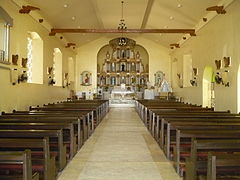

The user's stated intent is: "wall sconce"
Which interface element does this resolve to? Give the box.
[47,67,55,86]
[48,78,56,85]
[18,70,28,83]
[214,57,231,87]
[214,70,230,87]
[190,68,198,87]
[10,68,18,85]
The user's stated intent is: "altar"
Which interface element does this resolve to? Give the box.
[109,85,138,107]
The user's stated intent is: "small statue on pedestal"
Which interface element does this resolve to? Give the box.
[121,63,125,72]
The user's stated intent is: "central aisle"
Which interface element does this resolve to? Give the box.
[58,108,181,180]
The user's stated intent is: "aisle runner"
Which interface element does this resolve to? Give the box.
[58,108,180,180]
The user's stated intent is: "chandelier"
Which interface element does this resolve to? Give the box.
[118,1,127,46]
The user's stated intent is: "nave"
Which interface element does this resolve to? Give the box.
[58,108,180,180]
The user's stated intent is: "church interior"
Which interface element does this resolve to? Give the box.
[0,0,240,179]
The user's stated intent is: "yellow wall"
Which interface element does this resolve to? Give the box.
[75,37,171,92]
[0,0,76,112]
[170,0,240,112]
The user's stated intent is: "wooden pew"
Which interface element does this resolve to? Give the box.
[0,115,84,150]
[206,153,240,180]
[0,150,39,180]
[151,112,235,140]
[0,129,66,171]
[185,139,240,180]
[0,138,55,180]
[0,122,76,160]
[175,129,240,175]
[161,118,240,157]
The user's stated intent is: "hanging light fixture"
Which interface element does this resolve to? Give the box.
[118,1,127,46]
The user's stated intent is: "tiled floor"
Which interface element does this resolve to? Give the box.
[58,108,181,180]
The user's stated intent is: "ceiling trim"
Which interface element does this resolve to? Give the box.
[141,0,155,29]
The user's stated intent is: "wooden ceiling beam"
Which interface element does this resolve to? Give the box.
[206,6,226,14]
[49,28,196,36]
[19,5,40,14]
[170,43,180,48]
[65,43,76,48]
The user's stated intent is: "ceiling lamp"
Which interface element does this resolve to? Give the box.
[118,1,127,46]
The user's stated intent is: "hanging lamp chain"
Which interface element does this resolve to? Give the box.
[118,1,127,46]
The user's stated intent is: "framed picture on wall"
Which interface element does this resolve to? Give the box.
[81,71,92,86]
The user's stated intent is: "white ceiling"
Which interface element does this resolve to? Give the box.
[24,0,222,47]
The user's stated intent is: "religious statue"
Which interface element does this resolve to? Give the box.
[121,63,125,72]
[154,71,164,86]
[106,51,110,59]
[159,77,172,92]
[121,49,125,59]
[136,51,140,59]
[111,62,115,72]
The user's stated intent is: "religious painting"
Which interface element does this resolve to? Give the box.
[81,71,92,86]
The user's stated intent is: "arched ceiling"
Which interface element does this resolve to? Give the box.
[24,0,222,47]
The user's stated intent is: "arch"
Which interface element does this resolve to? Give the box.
[53,48,63,86]
[0,9,11,62]
[202,66,214,107]
[27,32,43,84]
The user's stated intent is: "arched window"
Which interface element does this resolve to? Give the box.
[0,7,12,63]
[53,48,63,86]
[27,32,43,84]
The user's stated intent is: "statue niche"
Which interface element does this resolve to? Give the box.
[120,62,126,72]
